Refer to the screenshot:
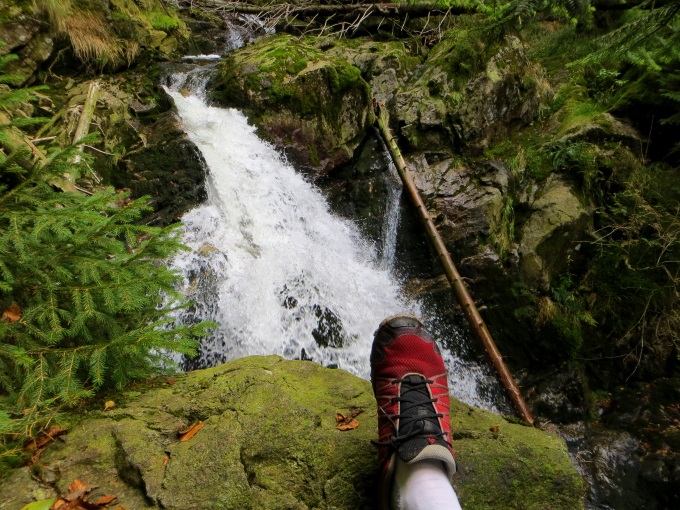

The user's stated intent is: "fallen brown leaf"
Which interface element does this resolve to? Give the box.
[179,421,204,442]
[335,410,362,431]
[166,379,176,385]
[2,303,21,322]
[65,479,89,502]
[95,495,116,505]
[163,454,169,466]
[336,419,360,431]
[33,426,67,449]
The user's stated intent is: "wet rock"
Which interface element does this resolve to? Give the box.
[119,108,208,226]
[33,73,204,225]
[525,366,590,424]
[213,34,373,177]
[408,156,511,258]
[0,356,584,510]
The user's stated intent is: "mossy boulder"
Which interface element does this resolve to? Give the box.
[451,37,549,153]
[518,175,591,291]
[0,356,583,509]
[0,12,53,85]
[324,39,422,106]
[214,34,373,176]
[394,33,547,153]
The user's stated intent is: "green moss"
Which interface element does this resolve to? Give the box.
[336,64,361,91]
[451,399,584,509]
[308,144,319,166]
[557,100,608,136]
[149,12,181,31]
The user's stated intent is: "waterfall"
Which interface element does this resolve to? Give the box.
[378,153,402,272]
[166,69,508,413]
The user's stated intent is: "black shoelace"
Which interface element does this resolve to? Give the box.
[373,377,448,448]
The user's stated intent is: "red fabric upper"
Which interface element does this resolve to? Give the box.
[370,319,453,510]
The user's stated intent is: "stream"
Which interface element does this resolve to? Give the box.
[164,68,510,414]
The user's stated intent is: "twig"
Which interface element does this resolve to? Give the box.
[30,136,56,144]
[81,144,115,156]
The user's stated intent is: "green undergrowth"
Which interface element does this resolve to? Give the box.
[481,5,680,369]
[0,53,210,471]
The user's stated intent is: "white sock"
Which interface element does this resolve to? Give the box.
[392,458,463,510]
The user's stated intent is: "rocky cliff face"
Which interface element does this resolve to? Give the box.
[0,357,584,510]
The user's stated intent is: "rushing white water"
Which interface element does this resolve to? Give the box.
[166,70,506,412]
[378,155,402,272]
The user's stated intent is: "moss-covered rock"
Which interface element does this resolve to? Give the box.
[0,356,583,509]
[392,29,547,153]
[451,37,550,153]
[325,38,422,106]
[518,175,591,291]
[214,34,373,176]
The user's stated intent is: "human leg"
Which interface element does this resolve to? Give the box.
[371,315,462,510]
[392,459,463,510]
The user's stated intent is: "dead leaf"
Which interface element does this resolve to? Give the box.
[95,495,116,505]
[179,421,204,442]
[335,410,362,431]
[51,499,67,509]
[103,401,115,412]
[2,303,21,323]
[336,419,360,431]
[65,479,89,501]
[35,426,67,448]
[489,425,500,433]
[163,454,169,466]
[166,379,176,385]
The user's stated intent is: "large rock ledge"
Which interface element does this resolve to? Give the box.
[0,357,583,509]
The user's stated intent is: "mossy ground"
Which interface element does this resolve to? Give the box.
[0,357,583,510]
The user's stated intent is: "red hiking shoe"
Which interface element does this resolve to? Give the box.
[370,314,456,510]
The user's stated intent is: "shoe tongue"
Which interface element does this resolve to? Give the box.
[400,375,439,435]
[397,375,448,463]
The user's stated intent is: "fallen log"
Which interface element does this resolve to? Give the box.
[375,105,535,426]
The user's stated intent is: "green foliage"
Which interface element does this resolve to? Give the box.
[570,2,680,153]
[551,140,602,194]
[492,0,594,31]
[0,54,209,450]
[527,270,597,361]
[588,164,680,358]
